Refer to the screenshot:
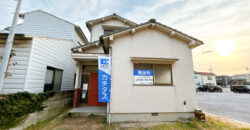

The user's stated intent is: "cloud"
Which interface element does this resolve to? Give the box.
[0,0,249,75]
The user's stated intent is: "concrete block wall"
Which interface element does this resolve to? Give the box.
[10,91,73,130]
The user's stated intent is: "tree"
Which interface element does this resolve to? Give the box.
[0,50,17,78]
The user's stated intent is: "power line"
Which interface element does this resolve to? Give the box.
[0,2,31,11]
[1,1,87,23]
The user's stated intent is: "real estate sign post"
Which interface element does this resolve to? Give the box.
[98,56,111,102]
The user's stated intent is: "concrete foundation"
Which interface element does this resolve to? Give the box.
[110,112,194,122]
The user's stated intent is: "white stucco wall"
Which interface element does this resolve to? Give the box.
[194,74,203,85]
[194,74,216,85]
[110,29,198,113]
[202,75,216,85]
[90,20,130,42]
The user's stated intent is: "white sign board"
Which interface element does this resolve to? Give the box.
[83,84,88,90]
[134,70,153,85]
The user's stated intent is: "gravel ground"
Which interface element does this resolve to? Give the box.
[197,88,250,124]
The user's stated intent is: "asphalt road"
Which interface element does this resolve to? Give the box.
[197,88,250,124]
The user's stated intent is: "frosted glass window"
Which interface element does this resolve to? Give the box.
[154,64,172,84]
[45,69,54,84]
[44,67,63,92]
[53,69,63,92]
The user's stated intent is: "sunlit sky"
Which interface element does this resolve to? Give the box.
[1,0,250,76]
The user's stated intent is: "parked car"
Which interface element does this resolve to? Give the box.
[197,85,223,92]
[195,84,200,92]
[231,82,250,93]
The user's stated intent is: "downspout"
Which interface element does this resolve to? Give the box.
[99,37,107,54]
[100,36,111,124]
[108,46,112,125]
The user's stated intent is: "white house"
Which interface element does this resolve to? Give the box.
[71,14,204,122]
[0,10,88,94]
[194,71,217,86]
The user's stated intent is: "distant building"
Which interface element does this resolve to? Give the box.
[232,73,250,82]
[194,71,216,86]
[216,75,232,86]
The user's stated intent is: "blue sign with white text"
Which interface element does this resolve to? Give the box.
[134,70,153,76]
[98,57,111,102]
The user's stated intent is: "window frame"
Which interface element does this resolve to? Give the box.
[44,66,63,92]
[207,75,212,80]
[133,63,173,86]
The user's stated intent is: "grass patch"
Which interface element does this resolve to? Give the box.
[104,117,250,130]
[23,113,250,130]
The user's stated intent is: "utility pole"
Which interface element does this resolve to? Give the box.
[209,65,213,73]
[0,0,22,93]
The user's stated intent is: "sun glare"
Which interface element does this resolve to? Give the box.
[214,40,236,56]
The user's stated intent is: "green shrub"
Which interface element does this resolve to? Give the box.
[88,113,96,118]
[0,91,56,129]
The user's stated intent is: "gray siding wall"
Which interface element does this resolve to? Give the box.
[24,37,76,93]
[0,11,87,94]
[15,11,75,40]
[73,31,85,45]
[0,39,32,94]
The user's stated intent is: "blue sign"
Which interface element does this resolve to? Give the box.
[98,57,111,102]
[101,59,109,65]
[134,70,153,85]
[134,70,153,76]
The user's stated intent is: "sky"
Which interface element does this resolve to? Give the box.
[0,0,250,76]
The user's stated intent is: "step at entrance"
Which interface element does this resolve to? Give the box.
[68,106,107,117]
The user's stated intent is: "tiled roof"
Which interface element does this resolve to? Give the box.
[101,19,203,44]
[195,71,215,75]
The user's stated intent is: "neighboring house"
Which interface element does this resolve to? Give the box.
[71,13,204,122]
[0,10,88,94]
[232,73,250,82]
[194,71,217,86]
[216,75,232,86]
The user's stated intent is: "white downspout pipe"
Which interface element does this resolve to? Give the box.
[108,47,112,125]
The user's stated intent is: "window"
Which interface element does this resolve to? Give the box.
[207,76,212,80]
[133,63,173,86]
[104,29,114,35]
[44,66,63,92]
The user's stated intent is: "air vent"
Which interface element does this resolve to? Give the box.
[184,100,186,105]
[151,113,158,116]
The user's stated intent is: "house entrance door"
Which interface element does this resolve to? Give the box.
[88,72,106,106]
